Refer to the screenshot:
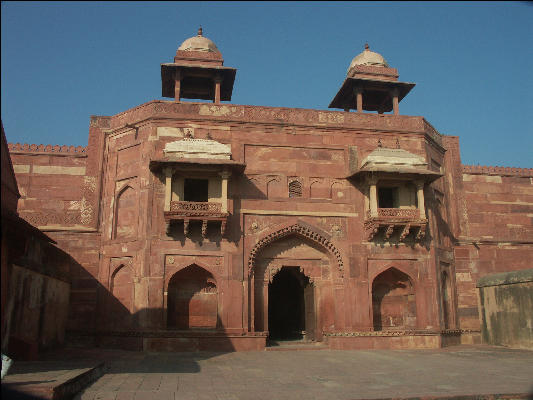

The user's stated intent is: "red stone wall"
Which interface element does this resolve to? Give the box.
[7,99,531,350]
[8,146,88,228]
[454,166,533,329]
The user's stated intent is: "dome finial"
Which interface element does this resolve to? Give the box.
[197,26,203,36]
[364,43,369,50]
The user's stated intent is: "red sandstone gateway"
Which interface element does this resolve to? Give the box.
[5,30,533,352]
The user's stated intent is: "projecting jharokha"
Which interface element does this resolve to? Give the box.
[4,29,533,354]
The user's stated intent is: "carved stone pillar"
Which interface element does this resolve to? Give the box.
[416,180,426,219]
[368,176,379,217]
[214,76,222,104]
[174,70,181,103]
[392,88,399,115]
[163,167,174,211]
[355,87,363,113]
[263,281,269,333]
[220,170,231,213]
[172,175,183,202]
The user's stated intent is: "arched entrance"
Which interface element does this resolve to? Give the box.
[268,267,314,341]
[249,223,343,342]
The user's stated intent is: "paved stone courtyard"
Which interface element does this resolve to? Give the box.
[63,345,533,400]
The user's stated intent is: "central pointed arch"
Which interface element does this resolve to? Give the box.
[248,223,344,278]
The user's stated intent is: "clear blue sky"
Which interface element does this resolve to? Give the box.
[2,2,532,167]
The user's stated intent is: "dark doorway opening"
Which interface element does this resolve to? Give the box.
[268,267,313,341]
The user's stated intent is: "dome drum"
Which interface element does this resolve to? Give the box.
[174,50,224,67]
[348,64,399,82]
[329,78,415,113]
[161,64,236,101]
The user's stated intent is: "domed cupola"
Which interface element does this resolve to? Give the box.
[177,27,221,53]
[347,43,389,74]
[161,27,237,103]
[329,44,415,115]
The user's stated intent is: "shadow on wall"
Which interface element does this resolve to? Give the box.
[65,261,236,356]
[3,227,73,362]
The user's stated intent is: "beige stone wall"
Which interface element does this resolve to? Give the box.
[477,269,533,349]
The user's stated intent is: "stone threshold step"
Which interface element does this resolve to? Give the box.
[265,341,329,351]
[265,345,329,351]
[2,361,106,400]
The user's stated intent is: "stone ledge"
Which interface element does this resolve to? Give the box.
[462,164,533,177]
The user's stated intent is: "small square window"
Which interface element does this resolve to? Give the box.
[184,179,209,202]
[378,187,398,208]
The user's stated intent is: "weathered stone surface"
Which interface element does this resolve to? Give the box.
[478,269,533,349]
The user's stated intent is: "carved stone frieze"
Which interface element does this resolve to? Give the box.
[248,223,344,278]
[21,211,82,227]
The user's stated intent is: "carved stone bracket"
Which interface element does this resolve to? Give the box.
[415,225,426,240]
[364,220,379,241]
[364,217,426,243]
[399,224,411,241]
[384,225,395,239]
[221,221,227,236]
[177,218,228,237]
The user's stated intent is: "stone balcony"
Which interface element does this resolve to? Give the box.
[364,208,427,242]
[164,201,229,237]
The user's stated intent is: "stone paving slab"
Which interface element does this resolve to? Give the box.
[3,345,533,400]
[71,345,533,400]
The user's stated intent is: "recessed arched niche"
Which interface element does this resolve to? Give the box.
[109,264,134,327]
[372,267,416,331]
[167,264,218,330]
[114,185,137,239]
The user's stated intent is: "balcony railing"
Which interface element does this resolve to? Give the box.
[170,201,222,214]
[377,208,420,218]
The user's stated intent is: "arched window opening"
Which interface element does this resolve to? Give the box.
[372,268,416,331]
[167,265,218,330]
